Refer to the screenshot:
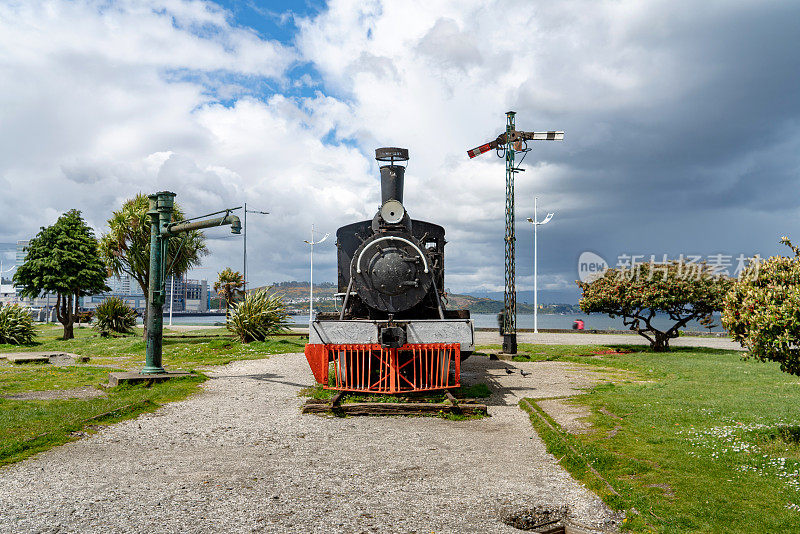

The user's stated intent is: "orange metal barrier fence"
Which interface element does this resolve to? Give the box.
[304,343,461,393]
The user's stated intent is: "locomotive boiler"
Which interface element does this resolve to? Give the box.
[304,147,474,394]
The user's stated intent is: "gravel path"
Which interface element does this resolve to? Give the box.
[0,353,621,533]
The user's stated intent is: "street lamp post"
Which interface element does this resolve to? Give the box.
[303,224,329,325]
[243,202,269,293]
[526,197,554,334]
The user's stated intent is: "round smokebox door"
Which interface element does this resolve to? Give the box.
[380,200,405,224]
[368,247,415,296]
[351,233,434,313]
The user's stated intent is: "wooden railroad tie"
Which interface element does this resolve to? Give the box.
[302,396,487,416]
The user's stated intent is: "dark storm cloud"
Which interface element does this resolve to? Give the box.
[487,1,800,302]
[536,1,800,211]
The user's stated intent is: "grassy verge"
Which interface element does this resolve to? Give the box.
[0,366,205,466]
[511,344,800,532]
[0,324,306,368]
[0,324,305,466]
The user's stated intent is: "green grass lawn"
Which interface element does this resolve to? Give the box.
[0,324,305,466]
[0,324,306,368]
[510,343,800,532]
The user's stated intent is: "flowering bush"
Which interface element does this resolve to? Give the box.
[577,261,731,351]
[722,237,800,375]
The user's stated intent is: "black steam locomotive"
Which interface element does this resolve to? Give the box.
[304,148,474,393]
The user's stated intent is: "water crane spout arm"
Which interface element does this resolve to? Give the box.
[164,214,241,236]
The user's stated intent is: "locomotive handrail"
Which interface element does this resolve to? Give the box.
[355,236,429,274]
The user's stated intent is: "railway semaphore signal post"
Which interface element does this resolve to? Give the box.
[468,112,564,355]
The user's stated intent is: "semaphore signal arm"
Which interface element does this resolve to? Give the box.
[467,130,565,159]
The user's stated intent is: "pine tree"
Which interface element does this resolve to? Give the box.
[14,210,110,340]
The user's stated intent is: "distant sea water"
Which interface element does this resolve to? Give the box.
[158,312,724,332]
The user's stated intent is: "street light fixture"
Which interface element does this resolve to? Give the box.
[243,202,269,293]
[303,224,329,325]
[526,197,554,334]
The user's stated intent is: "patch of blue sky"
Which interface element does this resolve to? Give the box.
[211,0,326,45]
[164,62,324,107]
[284,63,323,98]
[319,128,360,151]
[163,68,273,107]
[151,6,229,46]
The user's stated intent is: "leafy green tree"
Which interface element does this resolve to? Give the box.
[722,237,800,375]
[214,267,244,317]
[13,210,110,340]
[578,261,732,351]
[99,194,207,339]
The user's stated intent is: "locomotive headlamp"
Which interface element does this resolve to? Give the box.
[380,199,405,224]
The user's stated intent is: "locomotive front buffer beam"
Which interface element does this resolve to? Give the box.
[305,319,474,394]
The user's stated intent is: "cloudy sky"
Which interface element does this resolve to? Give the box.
[1,0,798,303]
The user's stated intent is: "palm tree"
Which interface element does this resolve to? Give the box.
[99,194,208,339]
[214,268,245,317]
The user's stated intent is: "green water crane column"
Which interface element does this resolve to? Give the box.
[141,191,242,375]
[142,191,175,374]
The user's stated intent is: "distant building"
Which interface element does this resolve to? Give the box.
[84,273,145,311]
[12,239,209,314]
[0,284,16,306]
[15,240,29,269]
[107,273,141,295]
[84,274,208,313]
[165,276,209,312]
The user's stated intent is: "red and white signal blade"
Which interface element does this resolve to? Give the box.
[467,141,497,158]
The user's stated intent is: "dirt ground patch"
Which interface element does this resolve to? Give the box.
[537,398,593,434]
[470,358,618,436]
[3,387,107,401]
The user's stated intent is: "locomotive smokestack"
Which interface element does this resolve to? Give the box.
[379,165,404,204]
[375,147,409,204]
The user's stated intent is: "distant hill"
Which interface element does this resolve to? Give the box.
[245,282,579,315]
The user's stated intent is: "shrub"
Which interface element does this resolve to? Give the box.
[227,288,290,342]
[578,261,731,351]
[722,237,800,375]
[0,304,36,345]
[75,310,94,324]
[93,297,137,336]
